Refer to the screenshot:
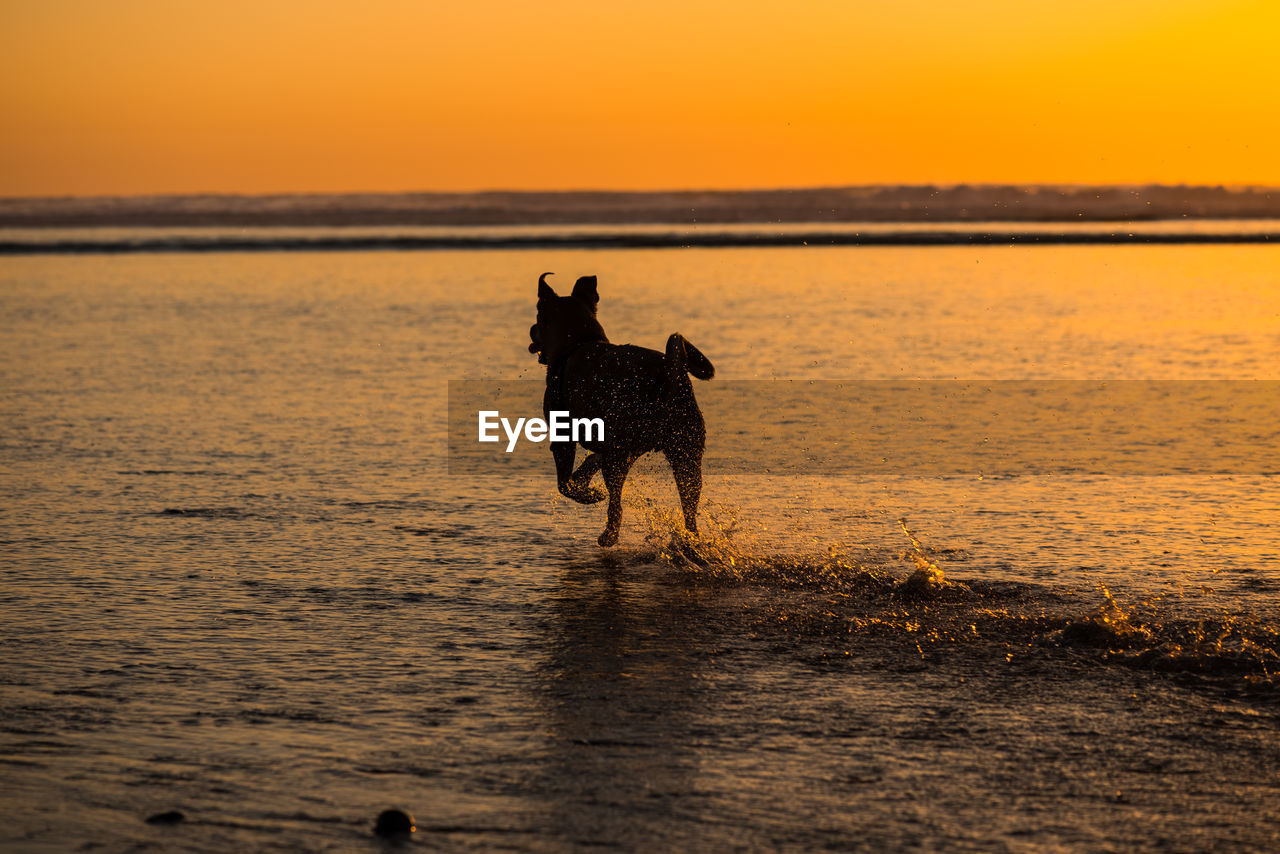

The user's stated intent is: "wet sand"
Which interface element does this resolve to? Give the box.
[5,544,1279,851]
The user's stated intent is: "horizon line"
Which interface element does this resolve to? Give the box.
[3,182,1279,204]
[3,230,1276,257]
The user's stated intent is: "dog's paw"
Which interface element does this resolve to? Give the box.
[597,529,619,547]
[674,538,708,567]
[564,486,606,505]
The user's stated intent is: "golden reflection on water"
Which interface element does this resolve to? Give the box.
[1,244,1278,849]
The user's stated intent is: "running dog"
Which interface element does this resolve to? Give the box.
[528,273,714,546]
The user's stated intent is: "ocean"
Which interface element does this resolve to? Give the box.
[2,230,1278,850]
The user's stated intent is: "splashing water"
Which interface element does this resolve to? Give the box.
[623,482,972,602]
[615,484,1280,691]
[1051,583,1280,681]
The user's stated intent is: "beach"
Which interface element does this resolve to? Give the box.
[2,239,1278,850]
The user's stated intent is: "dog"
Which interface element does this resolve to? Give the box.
[528,272,715,546]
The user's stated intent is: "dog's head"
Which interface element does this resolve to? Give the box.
[529,272,608,365]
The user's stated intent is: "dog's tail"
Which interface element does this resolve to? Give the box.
[665,333,715,382]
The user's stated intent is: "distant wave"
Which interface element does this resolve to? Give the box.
[4,185,1279,229]
[1,229,1277,255]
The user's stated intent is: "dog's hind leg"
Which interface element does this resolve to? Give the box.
[597,453,635,547]
[665,447,703,534]
[553,442,605,505]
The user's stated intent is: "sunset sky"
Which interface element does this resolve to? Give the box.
[2,0,1277,196]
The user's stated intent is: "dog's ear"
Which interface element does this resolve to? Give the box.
[538,272,557,301]
[571,275,599,309]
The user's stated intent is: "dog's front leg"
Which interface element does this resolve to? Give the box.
[598,453,635,547]
[568,453,605,503]
[553,442,605,505]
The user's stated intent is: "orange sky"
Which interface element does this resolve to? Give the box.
[2,0,1278,196]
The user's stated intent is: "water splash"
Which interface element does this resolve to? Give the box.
[896,517,969,598]
[625,488,973,604]
[617,489,1280,690]
[1049,585,1280,680]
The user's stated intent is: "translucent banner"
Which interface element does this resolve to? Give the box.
[448,380,1280,476]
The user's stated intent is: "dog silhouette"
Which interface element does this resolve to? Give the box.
[529,273,714,546]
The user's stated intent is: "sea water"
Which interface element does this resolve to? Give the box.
[2,240,1278,850]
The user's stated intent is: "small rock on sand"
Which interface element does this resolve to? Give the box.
[374,808,415,836]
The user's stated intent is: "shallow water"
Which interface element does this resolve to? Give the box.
[1,244,1279,850]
